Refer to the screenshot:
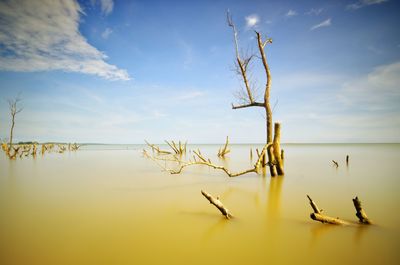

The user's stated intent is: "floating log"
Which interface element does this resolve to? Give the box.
[201,190,232,219]
[352,196,372,224]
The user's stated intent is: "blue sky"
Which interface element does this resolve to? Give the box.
[0,0,399,143]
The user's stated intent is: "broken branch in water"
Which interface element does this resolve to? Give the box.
[353,196,372,224]
[201,190,232,219]
[145,140,171,155]
[217,136,230,157]
[307,195,349,225]
[165,140,186,155]
[332,160,339,167]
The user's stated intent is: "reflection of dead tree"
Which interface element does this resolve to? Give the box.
[227,12,283,176]
[307,195,373,226]
[7,96,23,154]
[217,136,230,157]
[201,190,232,219]
[144,141,272,178]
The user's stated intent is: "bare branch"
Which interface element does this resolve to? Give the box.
[143,141,272,178]
[217,136,230,157]
[232,102,264,109]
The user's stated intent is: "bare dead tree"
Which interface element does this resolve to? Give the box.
[227,12,283,176]
[7,96,23,153]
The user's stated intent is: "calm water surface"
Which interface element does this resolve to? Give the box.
[0,144,399,265]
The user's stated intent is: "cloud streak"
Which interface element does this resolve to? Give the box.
[0,0,129,80]
[101,27,113,39]
[310,18,332,30]
[91,0,114,15]
[347,0,388,10]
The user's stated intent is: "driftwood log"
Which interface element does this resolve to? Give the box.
[307,195,349,225]
[353,196,372,224]
[201,190,232,219]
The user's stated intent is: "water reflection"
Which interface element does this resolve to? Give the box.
[353,224,369,244]
[267,176,284,222]
[309,223,336,248]
[203,217,229,241]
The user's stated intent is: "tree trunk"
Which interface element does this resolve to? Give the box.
[273,123,284,175]
[9,114,15,152]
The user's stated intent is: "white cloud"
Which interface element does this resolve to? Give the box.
[338,61,400,108]
[310,18,332,30]
[91,0,114,15]
[0,0,129,80]
[306,8,323,15]
[347,0,388,10]
[285,10,297,17]
[245,14,259,28]
[101,27,113,39]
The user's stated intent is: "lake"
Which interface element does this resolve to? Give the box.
[0,144,399,265]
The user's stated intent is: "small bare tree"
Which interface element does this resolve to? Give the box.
[8,96,23,152]
[227,12,284,176]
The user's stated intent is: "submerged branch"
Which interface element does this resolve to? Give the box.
[143,140,272,178]
[201,190,232,219]
[307,195,349,225]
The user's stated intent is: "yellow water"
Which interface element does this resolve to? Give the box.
[0,144,399,265]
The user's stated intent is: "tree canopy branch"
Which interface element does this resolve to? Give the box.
[232,102,264,109]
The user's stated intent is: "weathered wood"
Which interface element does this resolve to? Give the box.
[273,123,284,175]
[307,195,349,225]
[227,13,284,177]
[145,141,272,178]
[307,195,322,214]
[353,196,372,224]
[217,136,230,157]
[201,190,232,219]
[310,213,349,225]
[267,145,277,176]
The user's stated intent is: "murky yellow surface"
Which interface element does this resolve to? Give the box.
[1,144,399,265]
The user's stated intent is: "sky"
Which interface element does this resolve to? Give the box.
[0,0,399,144]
